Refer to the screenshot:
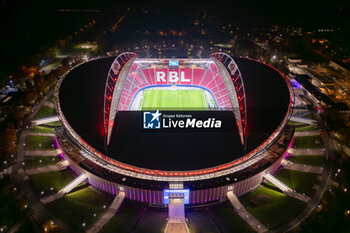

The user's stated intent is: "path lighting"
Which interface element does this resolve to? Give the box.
[345,210,350,216]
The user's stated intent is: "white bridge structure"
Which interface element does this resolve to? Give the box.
[32,116,59,126]
[41,173,88,204]
[263,172,310,203]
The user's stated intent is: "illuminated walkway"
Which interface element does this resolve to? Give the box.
[290,116,317,125]
[168,198,185,221]
[263,173,291,192]
[59,173,88,194]
[25,160,69,175]
[25,149,62,156]
[27,132,56,137]
[41,173,88,204]
[165,198,189,233]
[32,116,59,126]
[40,192,64,205]
[288,148,325,156]
[165,199,189,233]
[227,191,268,233]
[263,173,310,203]
[165,221,189,233]
[0,166,13,179]
[165,183,190,233]
[282,160,324,175]
[86,192,125,233]
[294,131,321,137]
[284,190,311,203]
[44,102,55,108]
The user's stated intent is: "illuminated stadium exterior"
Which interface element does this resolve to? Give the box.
[54,52,295,205]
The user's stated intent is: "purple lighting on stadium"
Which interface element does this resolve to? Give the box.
[290,79,301,89]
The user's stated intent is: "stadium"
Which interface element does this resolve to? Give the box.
[54,52,294,206]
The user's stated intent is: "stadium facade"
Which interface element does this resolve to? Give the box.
[54,52,294,205]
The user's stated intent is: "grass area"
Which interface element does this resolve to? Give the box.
[25,135,55,150]
[288,121,303,126]
[209,203,255,233]
[30,170,74,195]
[294,125,319,132]
[135,208,167,233]
[288,156,325,167]
[141,89,208,110]
[274,169,318,196]
[100,201,144,233]
[240,186,306,230]
[34,106,56,120]
[46,188,113,231]
[294,136,323,148]
[29,126,54,134]
[25,156,60,168]
[44,121,62,127]
[187,209,220,233]
[41,58,63,70]
[48,95,55,103]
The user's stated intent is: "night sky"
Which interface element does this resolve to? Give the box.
[0,0,348,81]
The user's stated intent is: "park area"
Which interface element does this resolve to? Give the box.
[240,186,306,230]
[294,136,323,149]
[25,135,55,150]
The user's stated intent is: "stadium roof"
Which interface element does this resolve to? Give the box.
[58,56,290,171]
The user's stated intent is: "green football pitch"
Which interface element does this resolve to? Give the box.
[141,89,208,110]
